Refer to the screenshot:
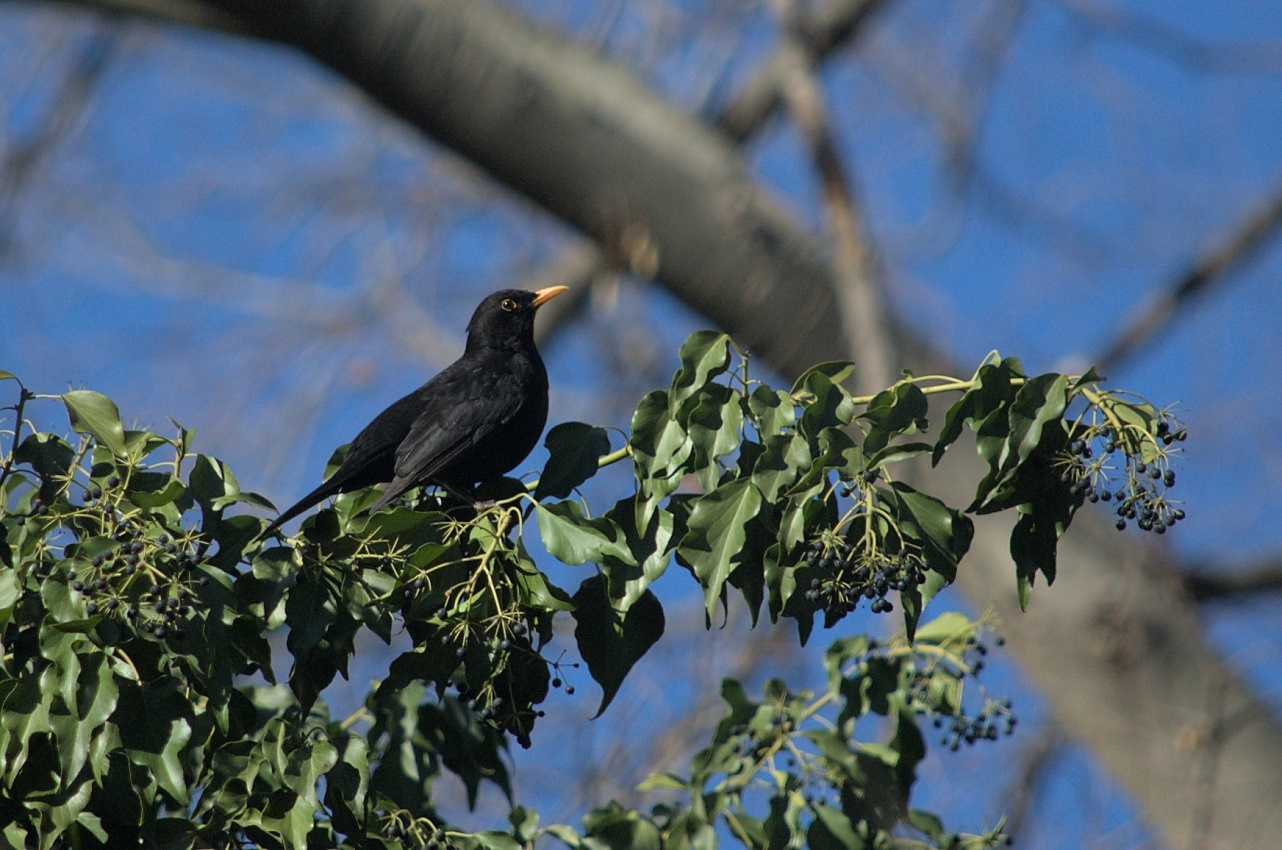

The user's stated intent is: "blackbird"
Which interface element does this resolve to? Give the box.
[262,285,567,536]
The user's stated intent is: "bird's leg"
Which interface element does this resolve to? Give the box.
[435,479,497,511]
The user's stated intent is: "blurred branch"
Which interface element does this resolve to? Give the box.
[1098,183,1282,370]
[0,22,115,261]
[1185,557,1282,602]
[1058,0,1282,75]
[29,0,257,35]
[537,0,896,343]
[1002,725,1065,843]
[712,0,892,142]
[771,0,891,390]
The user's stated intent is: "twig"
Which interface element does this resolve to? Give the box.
[1097,183,1282,370]
[1003,725,1065,843]
[771,0,893,392]
[1184,557,1282,602]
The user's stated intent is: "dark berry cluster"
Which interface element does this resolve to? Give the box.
[800,538,927,623]
[1057,414,1186,535]
[69,521,207,643]
[383,817,452,850]
[932,695,1017,752]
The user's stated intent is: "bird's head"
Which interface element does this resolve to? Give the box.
[464,286,568,353]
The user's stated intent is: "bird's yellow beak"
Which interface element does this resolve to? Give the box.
[531,285,569,307]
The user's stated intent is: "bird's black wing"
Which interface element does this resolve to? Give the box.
[369,365,528,510]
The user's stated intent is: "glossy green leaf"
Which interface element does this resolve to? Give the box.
[572,575,664,718]
[808,802,864,850]
[62,390,126,456]
[933,357,1020,466]
[685,384,744,491]
[746,385,797,436]
[536,500,633,566]
[670,331,733,414]
[790,361,856,396]
[535,422,612,500]
[861,382,928,456]
[676,479,763,620]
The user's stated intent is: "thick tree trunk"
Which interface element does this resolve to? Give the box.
[39,0,1282,846]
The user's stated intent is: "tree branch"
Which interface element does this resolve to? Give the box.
[1185,557,1282,602]
[1098,183,1282,371]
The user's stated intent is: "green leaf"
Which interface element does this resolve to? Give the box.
[910,612,974,645]
[535,423,612,500]
[746,385,797,437]
[798,371,857,439]
[1009,478,1075,610]
[790,361,856,396]
[676,479,763,621]
[971,373,1070,513]
[630,390,691,528]
[750,433,812,503]
[536,500,634,566]
[572,575,664,718]
[0,570,21,631]
[62,390,126,456]
[583,801,662,850]
[115,683,193,805]
[879,482,973,640]
[670,331,733,414]
[15,432,75,487]
[600,497,678,611]
[128,475,187,508]
[860,382,928,456]
[684,384,744,490]
[933,356,1020,466]
[808,802,864,850]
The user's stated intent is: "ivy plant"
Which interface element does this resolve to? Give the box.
[0,336,1183,849]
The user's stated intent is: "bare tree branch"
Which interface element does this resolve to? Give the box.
[712,0,893,143]
[771,0,892,391]
[0,20,115,260]
[1098,183,1282,371]
[1002,726,1066,844]
[1058,0,1282,76]
[1185,556,1282,602]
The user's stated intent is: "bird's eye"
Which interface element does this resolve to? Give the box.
[500,298,518,312]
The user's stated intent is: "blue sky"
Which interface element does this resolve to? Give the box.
[3,1,1282,845]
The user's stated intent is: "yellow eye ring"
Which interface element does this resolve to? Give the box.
[500,298,518,312]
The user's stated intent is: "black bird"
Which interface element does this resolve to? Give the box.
[262,286,567,536]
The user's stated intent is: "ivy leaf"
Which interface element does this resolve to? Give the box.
[860,383,928,456]
[746,385,796,437]
[670,331,733,415]
[572,575,664,718]
[600,496,679,611]
[535,423,612,500]
[933,356,1020,466]
[582,803,663,850]
[791,361,856,396]
[879,482,973,640]
[684,384,744,491]
[62,390,126,456]
[630,390,691,528]
[676,479,764,621]
[807,802,863,850]
[1009,474,1076,609]
[971,374,1069,513]
[535,500,633,566]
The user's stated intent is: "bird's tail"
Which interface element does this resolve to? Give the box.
[259,480,339,538]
